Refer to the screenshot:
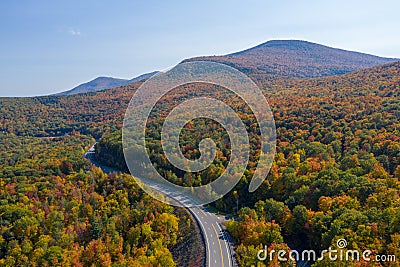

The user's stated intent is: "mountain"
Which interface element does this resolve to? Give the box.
[128,71,159,83]
[58,77,130,95]
[57,40,397,96]
[184,40,398,78]
[58,71,158,95]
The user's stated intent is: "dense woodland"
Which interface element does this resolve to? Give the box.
[0,57,400,266]
[93,62,400,266]
[0,133,205,266]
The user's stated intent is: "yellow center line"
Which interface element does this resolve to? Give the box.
[200,208,208,217]
[212,223,224,267]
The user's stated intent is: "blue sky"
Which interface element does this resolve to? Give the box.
[1,0,399,96]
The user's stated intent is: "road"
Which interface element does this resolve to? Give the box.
[84,143,237,267]
[190,206,236,267]
[142,179,237,267]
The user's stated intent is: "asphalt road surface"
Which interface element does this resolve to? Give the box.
[138,179,236,267]
[189,206,235,267]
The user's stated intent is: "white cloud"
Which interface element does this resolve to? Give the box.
[68,28,81,36]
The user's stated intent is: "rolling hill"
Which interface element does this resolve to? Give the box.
[1,60,399,138]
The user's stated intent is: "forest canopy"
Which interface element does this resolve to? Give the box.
[0,61,399,266]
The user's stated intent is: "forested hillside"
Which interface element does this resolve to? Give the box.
[0,84,137,138]
[0,132,199,266]
[1,52,400,266]
[94,61,400,266]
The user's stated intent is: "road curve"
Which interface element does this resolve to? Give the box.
[84,143,237,267]
[190,206,236,267]
[143,180,236,267]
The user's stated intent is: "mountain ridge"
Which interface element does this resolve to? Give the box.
[55,40,398,96]
[57,71,158,95]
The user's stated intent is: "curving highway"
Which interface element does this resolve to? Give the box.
[84,144,237,267]
[142,180,237,267]
[190,206,236,267]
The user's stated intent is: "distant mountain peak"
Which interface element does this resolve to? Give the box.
[186,39,398,78]
[262,39,320,46]
[238,39,319,49]
[56,71,158,95]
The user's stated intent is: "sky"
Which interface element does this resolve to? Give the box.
[0,0,400,97]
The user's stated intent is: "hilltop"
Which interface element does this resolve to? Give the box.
[185,40,398,78]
